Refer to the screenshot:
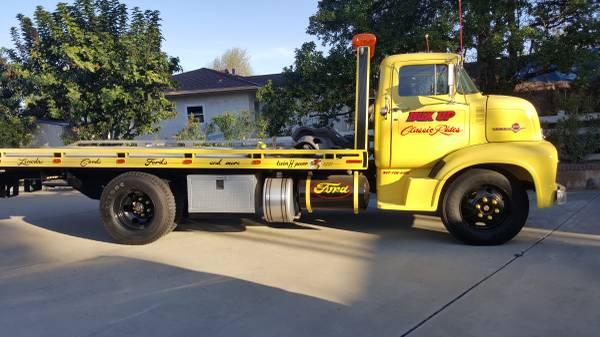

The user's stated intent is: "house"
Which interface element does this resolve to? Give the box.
[28,69,282,145]
[144,68,282,140]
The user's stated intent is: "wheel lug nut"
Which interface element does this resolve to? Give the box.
[478,213,484,218]
[487,215,493,220]
[476,204,481,209]
[482,197,488,203]
[494,208,500,213]
[492,199,497,205]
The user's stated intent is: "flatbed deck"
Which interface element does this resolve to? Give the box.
[0,143,367,171]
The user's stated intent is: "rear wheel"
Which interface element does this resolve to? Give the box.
[441,169,529,245]
[100,172,176,245]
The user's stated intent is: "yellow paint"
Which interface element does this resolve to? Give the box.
[374,52,559,211]
[0,147,367,171]
[0,49,560,215]
[305,174,313,213]
[353,171,359,214]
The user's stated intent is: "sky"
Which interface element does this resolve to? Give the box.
[0,0,323,75]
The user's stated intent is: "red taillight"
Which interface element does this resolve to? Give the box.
[251,159,261,165]
[52,158,61,164]
[346,159,362,164]
[182,159,192,165]
[116,159,125,164]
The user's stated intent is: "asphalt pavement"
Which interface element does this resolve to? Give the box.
[0,189,599,337]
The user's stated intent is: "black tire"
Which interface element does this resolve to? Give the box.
[441,168,529,245]
[100,172,176,245]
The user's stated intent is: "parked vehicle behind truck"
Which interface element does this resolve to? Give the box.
[0,34,566,245]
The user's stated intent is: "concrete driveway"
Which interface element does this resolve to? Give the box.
[1,189,599,337]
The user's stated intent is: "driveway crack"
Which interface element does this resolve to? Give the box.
[400,191,600,337]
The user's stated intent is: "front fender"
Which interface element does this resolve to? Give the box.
[432,141,559,209]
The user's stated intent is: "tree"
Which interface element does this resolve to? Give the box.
[210,48,252,76]
[6,0,180,142]
[0,53,35,147]
[461,0,535,91]
[259,0,599,135]
[175,116,214,141]
[258,42,356,136]
[258,0,458,135]
[211,110,266,141]
[529,0,600,84]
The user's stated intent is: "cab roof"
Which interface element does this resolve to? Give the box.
[381,53,461,65]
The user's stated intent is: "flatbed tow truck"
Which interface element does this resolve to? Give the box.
[0,34,566,245]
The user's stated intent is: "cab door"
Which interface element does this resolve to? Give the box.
[389,63,469,168]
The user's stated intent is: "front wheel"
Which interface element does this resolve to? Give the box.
[441,169,529,245]
[100,172,177,245]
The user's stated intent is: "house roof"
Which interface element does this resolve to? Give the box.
[166,68,282,96]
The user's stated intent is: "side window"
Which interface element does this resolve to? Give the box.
[457,68,480,94]
[186,106,204,123]
[398,64,448,96]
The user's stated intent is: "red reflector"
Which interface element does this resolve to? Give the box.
[182,159,192,165]
[251,159,261,165]
[52,158,61,164]
[346,159,362,164]
[116,159,125,164]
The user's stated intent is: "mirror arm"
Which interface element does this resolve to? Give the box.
[448,63,457,103]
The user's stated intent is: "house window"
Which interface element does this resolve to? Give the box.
[187,106,204,123]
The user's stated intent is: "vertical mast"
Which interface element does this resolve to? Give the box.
[351,33,376,151]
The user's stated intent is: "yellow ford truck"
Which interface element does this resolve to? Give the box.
[0,33,565,245]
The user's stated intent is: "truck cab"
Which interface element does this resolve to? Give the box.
[373,51,565,244]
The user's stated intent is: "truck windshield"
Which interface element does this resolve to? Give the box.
[398,64,448,96]
[457,68,479,94]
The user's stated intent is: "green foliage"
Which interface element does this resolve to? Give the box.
[546,87,600,162]
[0,54,35,147]
[6,0,180,142]
[210,47,252,76]
[175,116,214,141]
[461,0,535,91]
[0,110,35,148]
[531,0,600,84]
[257,43,356,136]
[259,0,599,134]
[257,80,297,136]
[259,0,460,134]
[547,114,600,162]
[211,110,266,141]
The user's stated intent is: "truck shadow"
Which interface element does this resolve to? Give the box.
[15,206,451,245]
[0,255,372,337]
[16,190,596,246]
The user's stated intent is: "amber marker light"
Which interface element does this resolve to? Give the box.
[116,159,125,164]
[52,158,61,164]
[352,33,377,57]
[182,159,193,165]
